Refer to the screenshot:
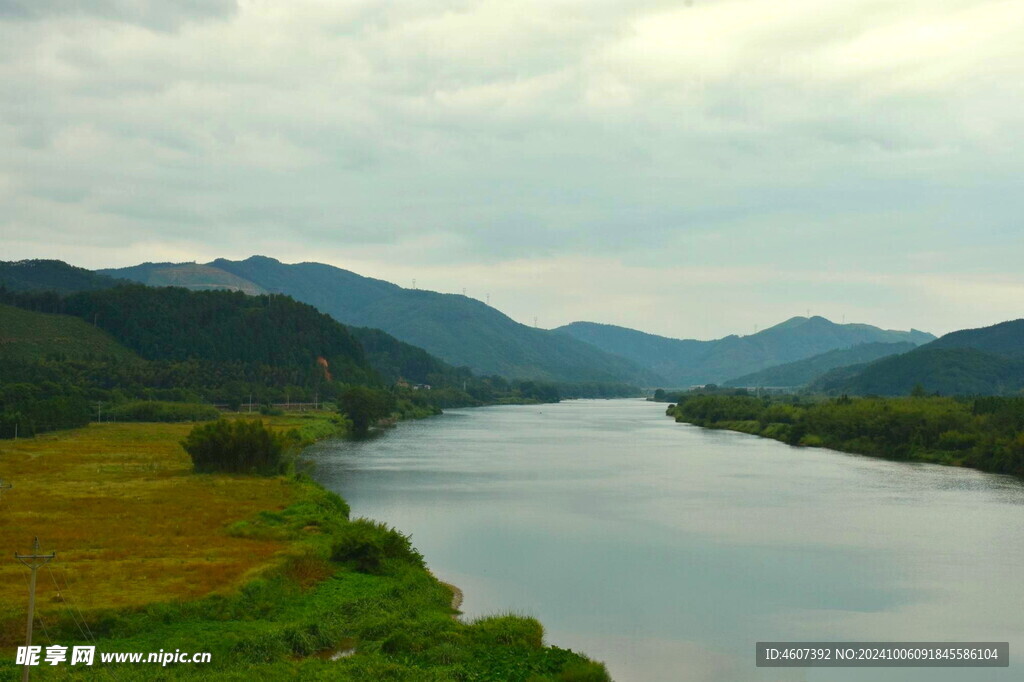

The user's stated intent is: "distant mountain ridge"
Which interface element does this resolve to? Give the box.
[723,341,917,388]
[556,318,934,386]
[813,319,1024,396]
[101,256,657,384]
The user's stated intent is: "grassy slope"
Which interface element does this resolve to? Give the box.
[0,304,140,362]
[0,414,606,680]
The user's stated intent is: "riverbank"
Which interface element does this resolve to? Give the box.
[665,394,1024,477]
[0,411,608,679]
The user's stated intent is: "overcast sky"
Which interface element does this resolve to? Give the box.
[1,0,1022,339]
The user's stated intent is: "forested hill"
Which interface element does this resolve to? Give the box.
[723,341,917,388]
[811,319,1024,396]
[556,317,934,386]
[101,256,657,384]
[0,259,117,293]
[4,258,475,388]
[5,285,376,385]
[0,285,387,438]
[926,319,1024,356]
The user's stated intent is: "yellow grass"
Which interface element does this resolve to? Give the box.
[0,420,301,646]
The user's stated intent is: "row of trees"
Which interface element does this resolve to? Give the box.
[669,394,1024,477]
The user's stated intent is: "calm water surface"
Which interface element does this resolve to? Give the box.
[309,399,1024,681]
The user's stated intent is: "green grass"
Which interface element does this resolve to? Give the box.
[0,303,140,362]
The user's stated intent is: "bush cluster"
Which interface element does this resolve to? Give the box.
[330,518,425,575]
[181,418,298,475]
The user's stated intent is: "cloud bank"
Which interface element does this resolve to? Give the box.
[1,0,1022,337]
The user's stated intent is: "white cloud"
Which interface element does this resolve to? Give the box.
[1,0,1022,338]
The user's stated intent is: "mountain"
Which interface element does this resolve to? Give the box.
[104,261,266,295]
[100,257,655,384]
[555,317,934,386]
[925,319,1024,357]
[3,258,464,387]
[812,319,1024,396]
[723,341,917,388]
[0,259,117,293]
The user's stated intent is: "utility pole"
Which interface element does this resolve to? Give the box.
[0,479,11,502]
[95,401,102,423]
[15,537,55,682]
[486,293,490,305]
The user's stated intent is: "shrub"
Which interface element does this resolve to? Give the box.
[469,614,544,649]
[181,419,297,475]
[330,518,424,574]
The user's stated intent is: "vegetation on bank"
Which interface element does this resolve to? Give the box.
[666,394,1024,477]
[0,413,609,680]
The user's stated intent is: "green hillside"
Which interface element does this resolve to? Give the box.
[0,303,139,362]
[811,320,1024,396]
[7,258,461,387]
[557,317,934,386]
[723,341,916,388]
[0,284,385,438]
[926,318,1024,356]
[102,257,656,384]
[8,284,374,384]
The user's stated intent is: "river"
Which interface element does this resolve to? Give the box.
[309,398,1024,681]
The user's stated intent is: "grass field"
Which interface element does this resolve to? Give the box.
[0,304,139,362]
[0,413,608,680]
[0,415,328,645]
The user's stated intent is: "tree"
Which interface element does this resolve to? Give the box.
[338,386,395,436]
[181,419,296,475]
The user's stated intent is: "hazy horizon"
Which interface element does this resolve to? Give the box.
[2,1,1022,338]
